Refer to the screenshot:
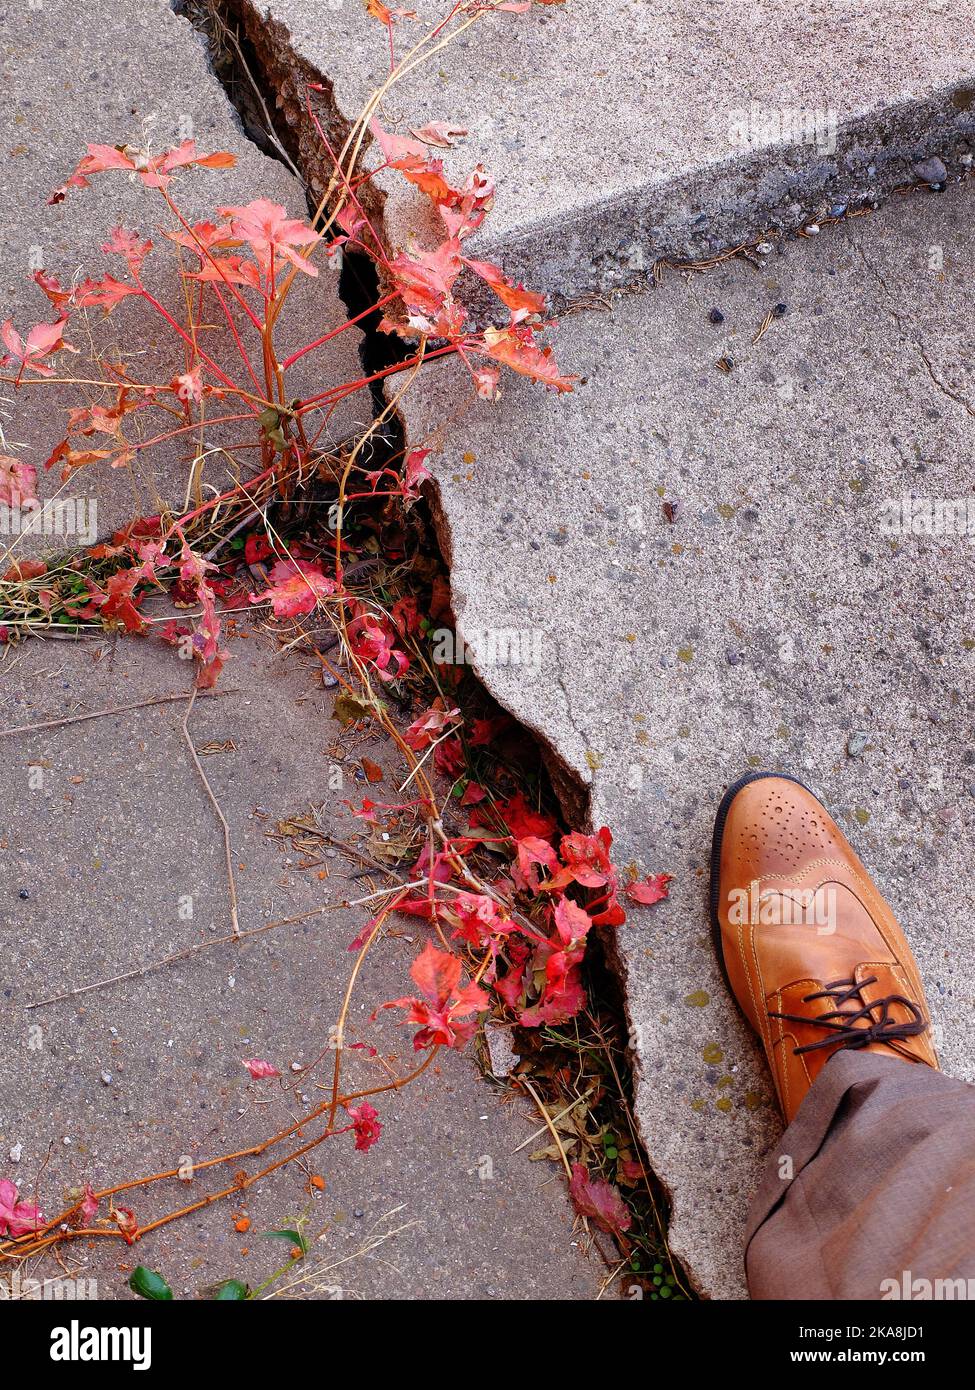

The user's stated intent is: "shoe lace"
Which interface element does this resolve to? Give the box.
[768,975,928,1056]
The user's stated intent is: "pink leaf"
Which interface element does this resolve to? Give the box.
[242,1058,280,1080]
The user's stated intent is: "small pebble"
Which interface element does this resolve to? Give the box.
[913,155,947,185]
[756,240,773,255]
[726,649,742,666]
[709,307,724,324]
[805,223,820,235]
[354,1208,365,1219]
[773,302,788,317]
[18,888,29,900]
[100,1071,112,1086]
[847,730,870,759]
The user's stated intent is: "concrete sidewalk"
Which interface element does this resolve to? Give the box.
[0,627,601,1299]
[234,0,975,304]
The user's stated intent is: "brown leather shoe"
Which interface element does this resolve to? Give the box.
[710,772,938,1123]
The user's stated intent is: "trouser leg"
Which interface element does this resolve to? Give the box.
[745,1051,975,1300]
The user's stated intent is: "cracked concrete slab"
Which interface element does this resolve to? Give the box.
[0,627,601,1300]
[397,180,975,1296]
[2,0,366,558]
[232,0,975,305]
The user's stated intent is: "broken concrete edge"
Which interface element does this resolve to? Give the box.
[204,2,975,311]
[390,374,709,1291]
[228,0,387,239]
[388,362,746,1298]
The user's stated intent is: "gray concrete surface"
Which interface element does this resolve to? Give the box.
[234,0,975,305]
[2,0,365,560]
[398,179,975,1297]
[0,627,601,1299]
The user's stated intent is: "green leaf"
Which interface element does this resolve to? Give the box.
[333,693,372,727]
[129,1266,174,1301]
[213,1279,249,1300]
[262,1227,308,1254]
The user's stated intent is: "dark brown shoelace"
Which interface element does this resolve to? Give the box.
[768,975,928,1056]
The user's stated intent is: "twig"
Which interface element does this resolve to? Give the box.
[181,685,240,937]
[26,901,341,1009]
[0,688,236,739]
[519,1076,573,1181]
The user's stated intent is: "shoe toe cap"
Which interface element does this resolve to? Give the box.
[720,774,849,888]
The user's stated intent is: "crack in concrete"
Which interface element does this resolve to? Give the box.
[856,238,975,423]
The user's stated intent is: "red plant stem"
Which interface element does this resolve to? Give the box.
[159,187,265,334]
[135,284,248,399]
[280,294,397,370]
[135,413,255,453]
[302,90,392,272]
[162,462,279,538]
[296,342,460,413]
[209,283,265,396]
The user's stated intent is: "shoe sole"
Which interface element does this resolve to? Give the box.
[708,769,815,1002]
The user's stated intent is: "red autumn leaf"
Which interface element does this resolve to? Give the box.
[433,735,465,777]
[244,534,273,565]
[568,1163,632,1236]
[44,438,113,479]
[1,313,72,377]
[79,1184,99,1224]
[518,972,587,1027]
[0,454,38,510]
[385,241,465,337]
[402,447,432,501]
[625,872,672,906]
[410,122,468,148]
[477,323,576,392]
[250,556,335,618]
[0,1178,43,1238]
[347,609,410,681]
[217,198,320,278]
[100,226,153,275]
[3,559,47,582]
[71,274,141,314]
[112,1205,139,1244]
[31,270,72,308]
[463,256,547,323]
[448,891,515,951]
[51,140,236,201]
[97,567,148,634]
[242,1058,280,1080]
[549,828,615,890]
[472,789,557,842]
[378,941,488,1051]
[513,834,559,894]
[346,1101,383,1152]
[365,0,415,20]
[403,704,461,750]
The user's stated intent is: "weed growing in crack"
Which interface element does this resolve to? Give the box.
[0,0,677,1298]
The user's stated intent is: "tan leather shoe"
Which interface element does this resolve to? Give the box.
[710,772,938,1123]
